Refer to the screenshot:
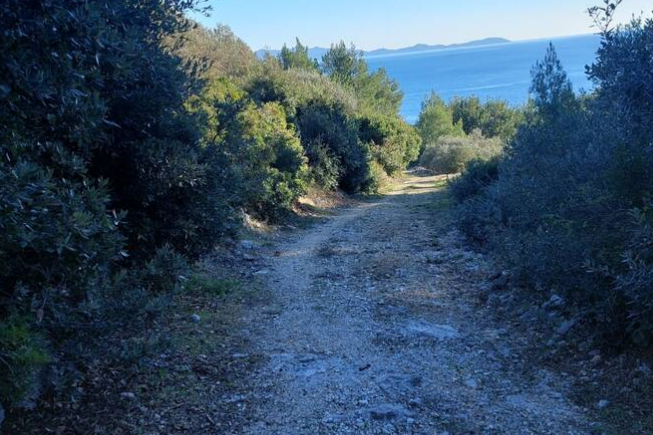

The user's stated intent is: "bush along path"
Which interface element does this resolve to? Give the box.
[231,172,598,435]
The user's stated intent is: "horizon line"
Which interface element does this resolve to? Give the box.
[253,32,600,54]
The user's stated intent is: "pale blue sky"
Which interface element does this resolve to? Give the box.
[190,0,652,51]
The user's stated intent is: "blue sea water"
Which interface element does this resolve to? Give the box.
[365,35,602,123]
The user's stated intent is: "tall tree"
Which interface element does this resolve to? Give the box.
[416,93,465,152]
[279,38,318,71]
[321,41,366,85]
[530,43,576,114]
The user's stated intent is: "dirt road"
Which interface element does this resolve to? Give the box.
[233,173,594,435]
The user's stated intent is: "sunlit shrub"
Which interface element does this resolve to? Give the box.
[420,130,503,174]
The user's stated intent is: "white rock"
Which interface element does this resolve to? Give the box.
[556,319,576,336]
[239,240,258,250]
[405,321,459,340]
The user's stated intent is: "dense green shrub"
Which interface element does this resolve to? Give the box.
[189,73,308,218]
[303,140,343,190]
[246,65,368,192]
[0,140,125,309]
[296,98,374,192]
[0,139,126,406]
[455,191,504,244]
[416,93,465,154]
[231,102,308,217]
[0,0,225,410]
[359,113,422,176]
[449,96,522,142]
[420,130,503,174]
[616,205,653,344]
[246,48,416,194]
[449,157,500,202]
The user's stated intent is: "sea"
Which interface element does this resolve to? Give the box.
[365,34,602,123]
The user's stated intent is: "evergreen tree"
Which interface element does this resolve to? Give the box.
[279,38,318,71]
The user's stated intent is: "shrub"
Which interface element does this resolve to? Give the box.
[0,0,221,411]
[231,102,308,218]
[0,317,50,407]
[246,56,416,194]
[359,114,422,176]
[0,139,126,406]
[449,96,522,142]
[416,93,465,154]
[617,205,653,346]
[454,19,653,345]
[282,68,360,116]
[296,98,375,192]
[172,24,259,81]
[420,130,503,174]
[455,191,504,244]
[449,157,500,202]
[304,140,343,190]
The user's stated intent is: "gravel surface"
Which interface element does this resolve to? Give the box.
[237,173,595,435]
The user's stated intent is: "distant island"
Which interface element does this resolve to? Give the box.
[256,37,511,60]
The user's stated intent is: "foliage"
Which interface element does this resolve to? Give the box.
[304,140,343,190]
[454,15,653,345]
[449,96,522,142]
[420,130,503,174]
[354,68,404,116]
[449,157,500,202]
[416,93,465,153]
[0,317,50,406]
[247,61,417,193]
[296,98,374,192]
[0,0,221,410]
[190,72,309,217]
[279,38,319,71]
[360,114,422,175]
[530,43,579,117]
[321,42,403,116]
[321,41,367,86]
[0,140,125,318]
[172,24,258,80]
[230,102,308,217]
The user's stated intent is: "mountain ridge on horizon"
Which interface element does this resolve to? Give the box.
[255,37,511,60]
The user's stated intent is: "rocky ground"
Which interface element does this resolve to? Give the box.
[232,173,599,435]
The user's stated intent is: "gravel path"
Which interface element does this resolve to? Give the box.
[239,173,594,435]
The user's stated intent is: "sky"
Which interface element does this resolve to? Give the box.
[189,0,652,51]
